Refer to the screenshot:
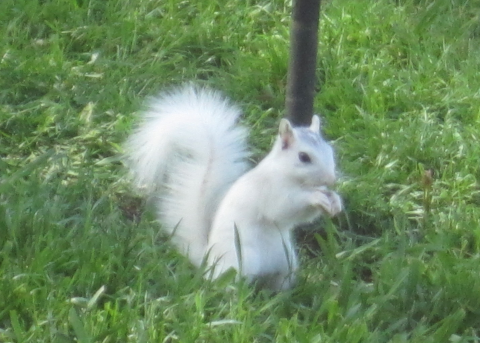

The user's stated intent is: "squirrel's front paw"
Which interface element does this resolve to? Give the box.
[326,191,342,216]
[313,188,342,217]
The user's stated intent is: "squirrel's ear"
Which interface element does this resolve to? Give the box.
[279,118,295,150]
[309,115,321,134]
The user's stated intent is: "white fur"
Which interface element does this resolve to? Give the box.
[125,86,249,264]
[125,85,342,290]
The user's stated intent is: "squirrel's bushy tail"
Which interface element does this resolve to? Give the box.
[125,85,249,265]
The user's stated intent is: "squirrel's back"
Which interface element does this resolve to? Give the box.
[125,85,250,265]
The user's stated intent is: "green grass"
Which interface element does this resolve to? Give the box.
[2,0,480,341]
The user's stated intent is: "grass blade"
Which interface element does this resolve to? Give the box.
[68,308,92,343]
[233,222,243,274]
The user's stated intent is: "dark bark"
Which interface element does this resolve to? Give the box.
[285,0,321,126]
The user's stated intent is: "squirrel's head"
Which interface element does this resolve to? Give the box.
[273,115,336,187]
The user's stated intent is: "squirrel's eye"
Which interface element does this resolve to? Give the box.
[298,152,311,163]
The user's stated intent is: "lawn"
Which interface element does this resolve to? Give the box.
[1,0,480,342]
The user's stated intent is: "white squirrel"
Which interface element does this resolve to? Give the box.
[125,85,342,290]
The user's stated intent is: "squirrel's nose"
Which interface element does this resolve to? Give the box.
[323,172,336,187]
